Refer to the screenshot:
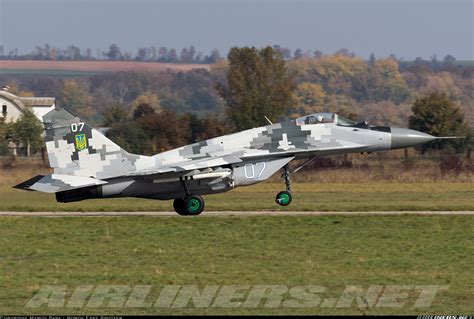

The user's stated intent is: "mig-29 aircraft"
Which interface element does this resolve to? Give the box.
[15,108,456,215]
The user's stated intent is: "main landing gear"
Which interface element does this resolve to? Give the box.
[173,179,205,216]
[173,195,205,216]
[275,165,292,206]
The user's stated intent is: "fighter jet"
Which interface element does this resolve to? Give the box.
[14,109,456,215]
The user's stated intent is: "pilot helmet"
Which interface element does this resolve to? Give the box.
[316,115,324,122]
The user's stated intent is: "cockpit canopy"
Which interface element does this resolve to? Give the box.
[294,112,358,127]
[295,112,335,125]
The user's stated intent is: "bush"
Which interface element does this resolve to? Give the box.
[439,154,464,175]
[1,156,17,169]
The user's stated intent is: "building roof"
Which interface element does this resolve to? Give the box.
[0,90,27,111]
[0,89,55,110]
[19,97,55,107]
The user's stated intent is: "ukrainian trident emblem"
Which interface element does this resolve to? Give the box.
[75,134,87,151]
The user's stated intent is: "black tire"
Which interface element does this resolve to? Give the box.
[183,195,205,215]
[173,198,187,216]
[275,191,292,206]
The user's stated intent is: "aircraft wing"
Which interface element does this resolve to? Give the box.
[126,151,295,187]
[13,174,107,193]
[126,153,245,177]
[125,143,368,178]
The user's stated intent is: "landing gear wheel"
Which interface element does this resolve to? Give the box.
[183,195,205,215]
[276,164,293,207]
[275,191,292,206]
[173,198,187,216]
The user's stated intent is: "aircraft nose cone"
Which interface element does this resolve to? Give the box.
[391,128,436,150]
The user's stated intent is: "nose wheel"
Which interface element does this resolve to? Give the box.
[276,191,292,206]
[276,164,293,206]
[173,195,205,216]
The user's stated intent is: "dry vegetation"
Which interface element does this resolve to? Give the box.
[0,151,474,194]
[283,153,474,184]
[1,153,473,191]
[0,157,51,189]
[0,60,210,73]
[1,154,473,212]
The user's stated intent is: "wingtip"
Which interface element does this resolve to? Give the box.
[13,175,45,191]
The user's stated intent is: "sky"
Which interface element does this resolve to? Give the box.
[0,0,473,60]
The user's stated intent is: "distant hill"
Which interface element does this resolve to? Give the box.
[0,60,210,76]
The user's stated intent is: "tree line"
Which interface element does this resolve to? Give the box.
[1,43,468,71]
[0,44,222,64]
[0,46,472,156]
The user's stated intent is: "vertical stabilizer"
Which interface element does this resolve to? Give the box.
[43,108,154,179]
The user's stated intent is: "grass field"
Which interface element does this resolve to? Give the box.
[0,215,472,315]
[1,162,472,315]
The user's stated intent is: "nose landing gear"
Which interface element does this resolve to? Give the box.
[276,164,293,206]
[276,190,292,206]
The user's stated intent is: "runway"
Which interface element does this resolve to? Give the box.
[0,211,473,217]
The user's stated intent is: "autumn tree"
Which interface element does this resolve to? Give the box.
[293,82,325,116]
[313,50,323,59]
[167,49,179,63]
[419,72,461,101]
[294,48,303,59]
[334,48,355,57]
[188,113,229,142]
[179,46,196,63]
[102,104,129,127]
[57,80,95,122]
[217,46,295,130]
[103,104,153,154]
[352,58,410,103]
[104,44,122,60]
[203,49,221,63]
[287,55,366,96]
[409,92,468,152]
[0,117,10,155]
[134,107,190,152]
[443,55,456,65]
[157,47,169,61]
[11,110,43,156]
[272,45,292,60]
[131,92,162,114]
[136,47,150,61]
[369,58,410,103]
[361,101,411,127]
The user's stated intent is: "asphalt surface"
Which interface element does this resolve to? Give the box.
[0,211,473,217]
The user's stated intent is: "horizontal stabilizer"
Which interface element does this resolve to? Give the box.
[13,175,46,191]
[13,174,107,193]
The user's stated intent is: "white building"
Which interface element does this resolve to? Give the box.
[0,86,55,122]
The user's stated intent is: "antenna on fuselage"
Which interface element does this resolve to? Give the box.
[264,115,273,125]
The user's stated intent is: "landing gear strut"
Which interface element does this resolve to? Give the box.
[173,179,205,216]
[173,195,205,216]
[276,165,292,206]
